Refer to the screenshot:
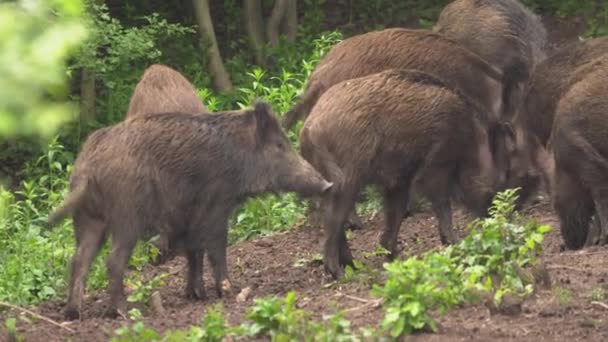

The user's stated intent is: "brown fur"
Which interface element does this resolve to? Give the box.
[48,101,332,320]
[550,62,608,250]
[282,28,507,130]
[433,0,548,122]
[434,0,547,72]
[507,37,608,204]
[126,64,207,119]
[300,69,499,279]
[125,64,209,264]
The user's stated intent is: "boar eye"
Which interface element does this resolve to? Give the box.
[276,142,285,149]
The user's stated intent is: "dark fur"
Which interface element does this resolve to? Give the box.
[282,28,506,130]
[300,69,499,279]
[507,36,608,204]
[125,64,210,263]
[47,101,332,320]
[126,64,207,118]
[434,0,548,78]
[550,59,608,249]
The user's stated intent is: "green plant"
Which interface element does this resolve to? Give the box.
[554,286,572,307]
[372,188,552,338]
[590,287,606,301]
[126,272,171,304]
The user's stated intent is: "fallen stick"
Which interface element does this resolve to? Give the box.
[0,301,75,333]
[343,298,383,313]
[591,301,608,311]
[546,264,586,272]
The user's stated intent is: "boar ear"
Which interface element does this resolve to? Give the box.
[252,99,279,141]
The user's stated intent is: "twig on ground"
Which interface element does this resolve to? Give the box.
[591,301,608,310]
[343,298,383,313]
[335,293,373,303]
[546,264,587,272]
[0,301,75,333]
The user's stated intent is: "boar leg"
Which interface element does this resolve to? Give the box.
[185,232,206,300]
[206,223,232,298]
[105,227,139,318]
[64,214,108,320]
[379,182,412,258]
[585,214,601,247]
[592,188,608,245]
[420,167,457,245]
[308,197,364,230]
[553,168,593,250]
[322,185,359,279]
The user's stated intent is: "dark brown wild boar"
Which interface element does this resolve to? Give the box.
[282,28,508,130]
[434,0,548,118]
[47,101,332,320]
[550,58,608,250]
[505,36,608,204]
[126,63,208,265]
[300,69,499,278]
[126,64,207,118]
[281,28,523,231]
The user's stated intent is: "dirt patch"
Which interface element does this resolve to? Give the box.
[3,199,608,342]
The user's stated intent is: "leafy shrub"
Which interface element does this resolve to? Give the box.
[372,188,552,338]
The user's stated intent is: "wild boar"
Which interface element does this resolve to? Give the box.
[126,64,207,118]
[281,28,523,230]
[125,64,209,264]
[47,101,333,320]
[300,69,499,278]
[550,57,608,250]
[506,36,608,203]
[282,28,509,130]
[434,0,548,118]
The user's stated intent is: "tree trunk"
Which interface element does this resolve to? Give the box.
[284,0,297,43]
[266,0,289,46]
[192,0,233,92]
[244,0,266,66]
[80,68,96,124]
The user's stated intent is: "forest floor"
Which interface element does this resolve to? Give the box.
[3,13,608,342]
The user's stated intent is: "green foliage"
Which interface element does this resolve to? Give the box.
[372,189,553,338]
[126,272,171,304]
[0,0,87,139]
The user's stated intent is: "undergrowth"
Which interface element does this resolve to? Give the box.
[109,188,552,341]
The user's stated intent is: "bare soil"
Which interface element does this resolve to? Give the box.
[2,13,607,342]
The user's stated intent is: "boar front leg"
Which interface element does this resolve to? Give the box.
[592,188,608,245]
[322,185,359,279]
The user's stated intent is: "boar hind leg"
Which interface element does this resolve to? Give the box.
[65,214,107,320]
[322,185,359,279]
[105,228,138,318]
[380,182,412,258]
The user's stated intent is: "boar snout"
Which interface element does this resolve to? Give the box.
[280,154,334,197]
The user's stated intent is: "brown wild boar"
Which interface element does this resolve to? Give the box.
[506,36,608,203]
[282,28,508,130]
[300,69,499,278]
[126,64,208,264]
[47,101,333,320]
[126,64,207,118]
[434,0,548,118]
[281,28,522,230]
[550,57,608,250]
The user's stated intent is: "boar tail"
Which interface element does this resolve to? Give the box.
[281,85,322,130]
[47,180,88,228]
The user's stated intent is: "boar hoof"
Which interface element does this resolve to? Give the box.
[324,260,344,280]
[186,286,206,300]
[63,307,81,321]
[440,233,457,245]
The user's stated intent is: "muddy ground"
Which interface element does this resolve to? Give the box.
[2,13,608,342]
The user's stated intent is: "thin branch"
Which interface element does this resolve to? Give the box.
[591,301,608,310]
[0,301,75,333]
